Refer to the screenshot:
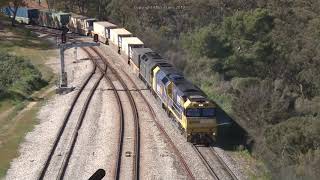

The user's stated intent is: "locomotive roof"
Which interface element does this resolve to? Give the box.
[122,37,144,45]
[159,66,183,79]
[94,21,117,28]
[157,66,206,99]
[144,51,163,59]
[175,79,206,99]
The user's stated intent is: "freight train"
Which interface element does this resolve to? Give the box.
[1,6,224,144]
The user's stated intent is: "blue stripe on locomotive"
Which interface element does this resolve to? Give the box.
[155,70,167,100]
[172,86,184,110]
[155,69,184,117]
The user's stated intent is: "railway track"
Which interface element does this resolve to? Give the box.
[33,26,140,179]
[192,145,239,180]
[209,147,238,180]
[38,64,105,179]
[57,72,104,179]
[103,45,240,180]
[84,47,140,180]
[91,47,195,180]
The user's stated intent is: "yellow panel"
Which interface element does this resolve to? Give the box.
[183,99,191,109]
[167,82,173,98]
[152,66,160,92]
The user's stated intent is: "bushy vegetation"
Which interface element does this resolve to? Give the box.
[0,51,47,101]
[50,0,320,178]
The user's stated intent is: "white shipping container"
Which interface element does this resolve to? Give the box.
[93,21,117,39]
[110,28,132,47]
[121,37,144,57]
[69,15,96,35]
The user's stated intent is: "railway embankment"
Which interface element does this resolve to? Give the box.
[0,16,57,178]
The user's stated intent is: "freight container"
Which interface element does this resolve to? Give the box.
[53,12,70,29]
[1,7,10,16]
[69,14,96,35]
[38,10,70,29]
[38,10,52,27]
[2,7,38,24]
[109,28,132,49]
[121,37,144,60]
[93,21,117,43]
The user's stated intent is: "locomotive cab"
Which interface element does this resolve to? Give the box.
[183,97,217,144]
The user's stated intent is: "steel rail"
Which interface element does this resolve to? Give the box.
[38,64,97,180]
[57,72,105,179]
[120,68,196,180]
[88,47,140,180]
[210,147,239,180]
[192,145,219,180]
[83,48,125,180]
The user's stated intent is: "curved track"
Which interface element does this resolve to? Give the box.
[120,63,196,180]
[38,64,105,179]
[84,47,140,180]
[57,72,104,179]
[91,47,195,180]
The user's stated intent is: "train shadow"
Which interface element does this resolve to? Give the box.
[214,107,253,152]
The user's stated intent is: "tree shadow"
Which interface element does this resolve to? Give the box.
[1,24,55,50]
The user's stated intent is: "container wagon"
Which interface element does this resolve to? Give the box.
[38,10,70,29]
[68,14,95,35]
[109,28,132,53]
[93,21,117,44]
[121,37,144,63]
[2,7,38,24]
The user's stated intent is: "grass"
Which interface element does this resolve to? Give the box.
[0,16,56,83]
[0,102,40,177]
[0,15,57,178]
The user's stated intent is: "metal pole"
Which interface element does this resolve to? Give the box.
[74,47,78,61]
[60,46,67,87]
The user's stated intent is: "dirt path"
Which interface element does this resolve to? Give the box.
[0,108,15,123]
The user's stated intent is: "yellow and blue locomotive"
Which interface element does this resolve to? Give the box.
[131,49,217,144]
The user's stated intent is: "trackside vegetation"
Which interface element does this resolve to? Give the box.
[0,15,55,177]
[0,52,47,101]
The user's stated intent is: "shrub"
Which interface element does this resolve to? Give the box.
[0,51,46,100]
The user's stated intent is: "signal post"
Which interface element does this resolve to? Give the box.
[57,32,100,94]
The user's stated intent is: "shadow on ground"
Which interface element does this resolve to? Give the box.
[0,21,53,50]
[215,108,253,152]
